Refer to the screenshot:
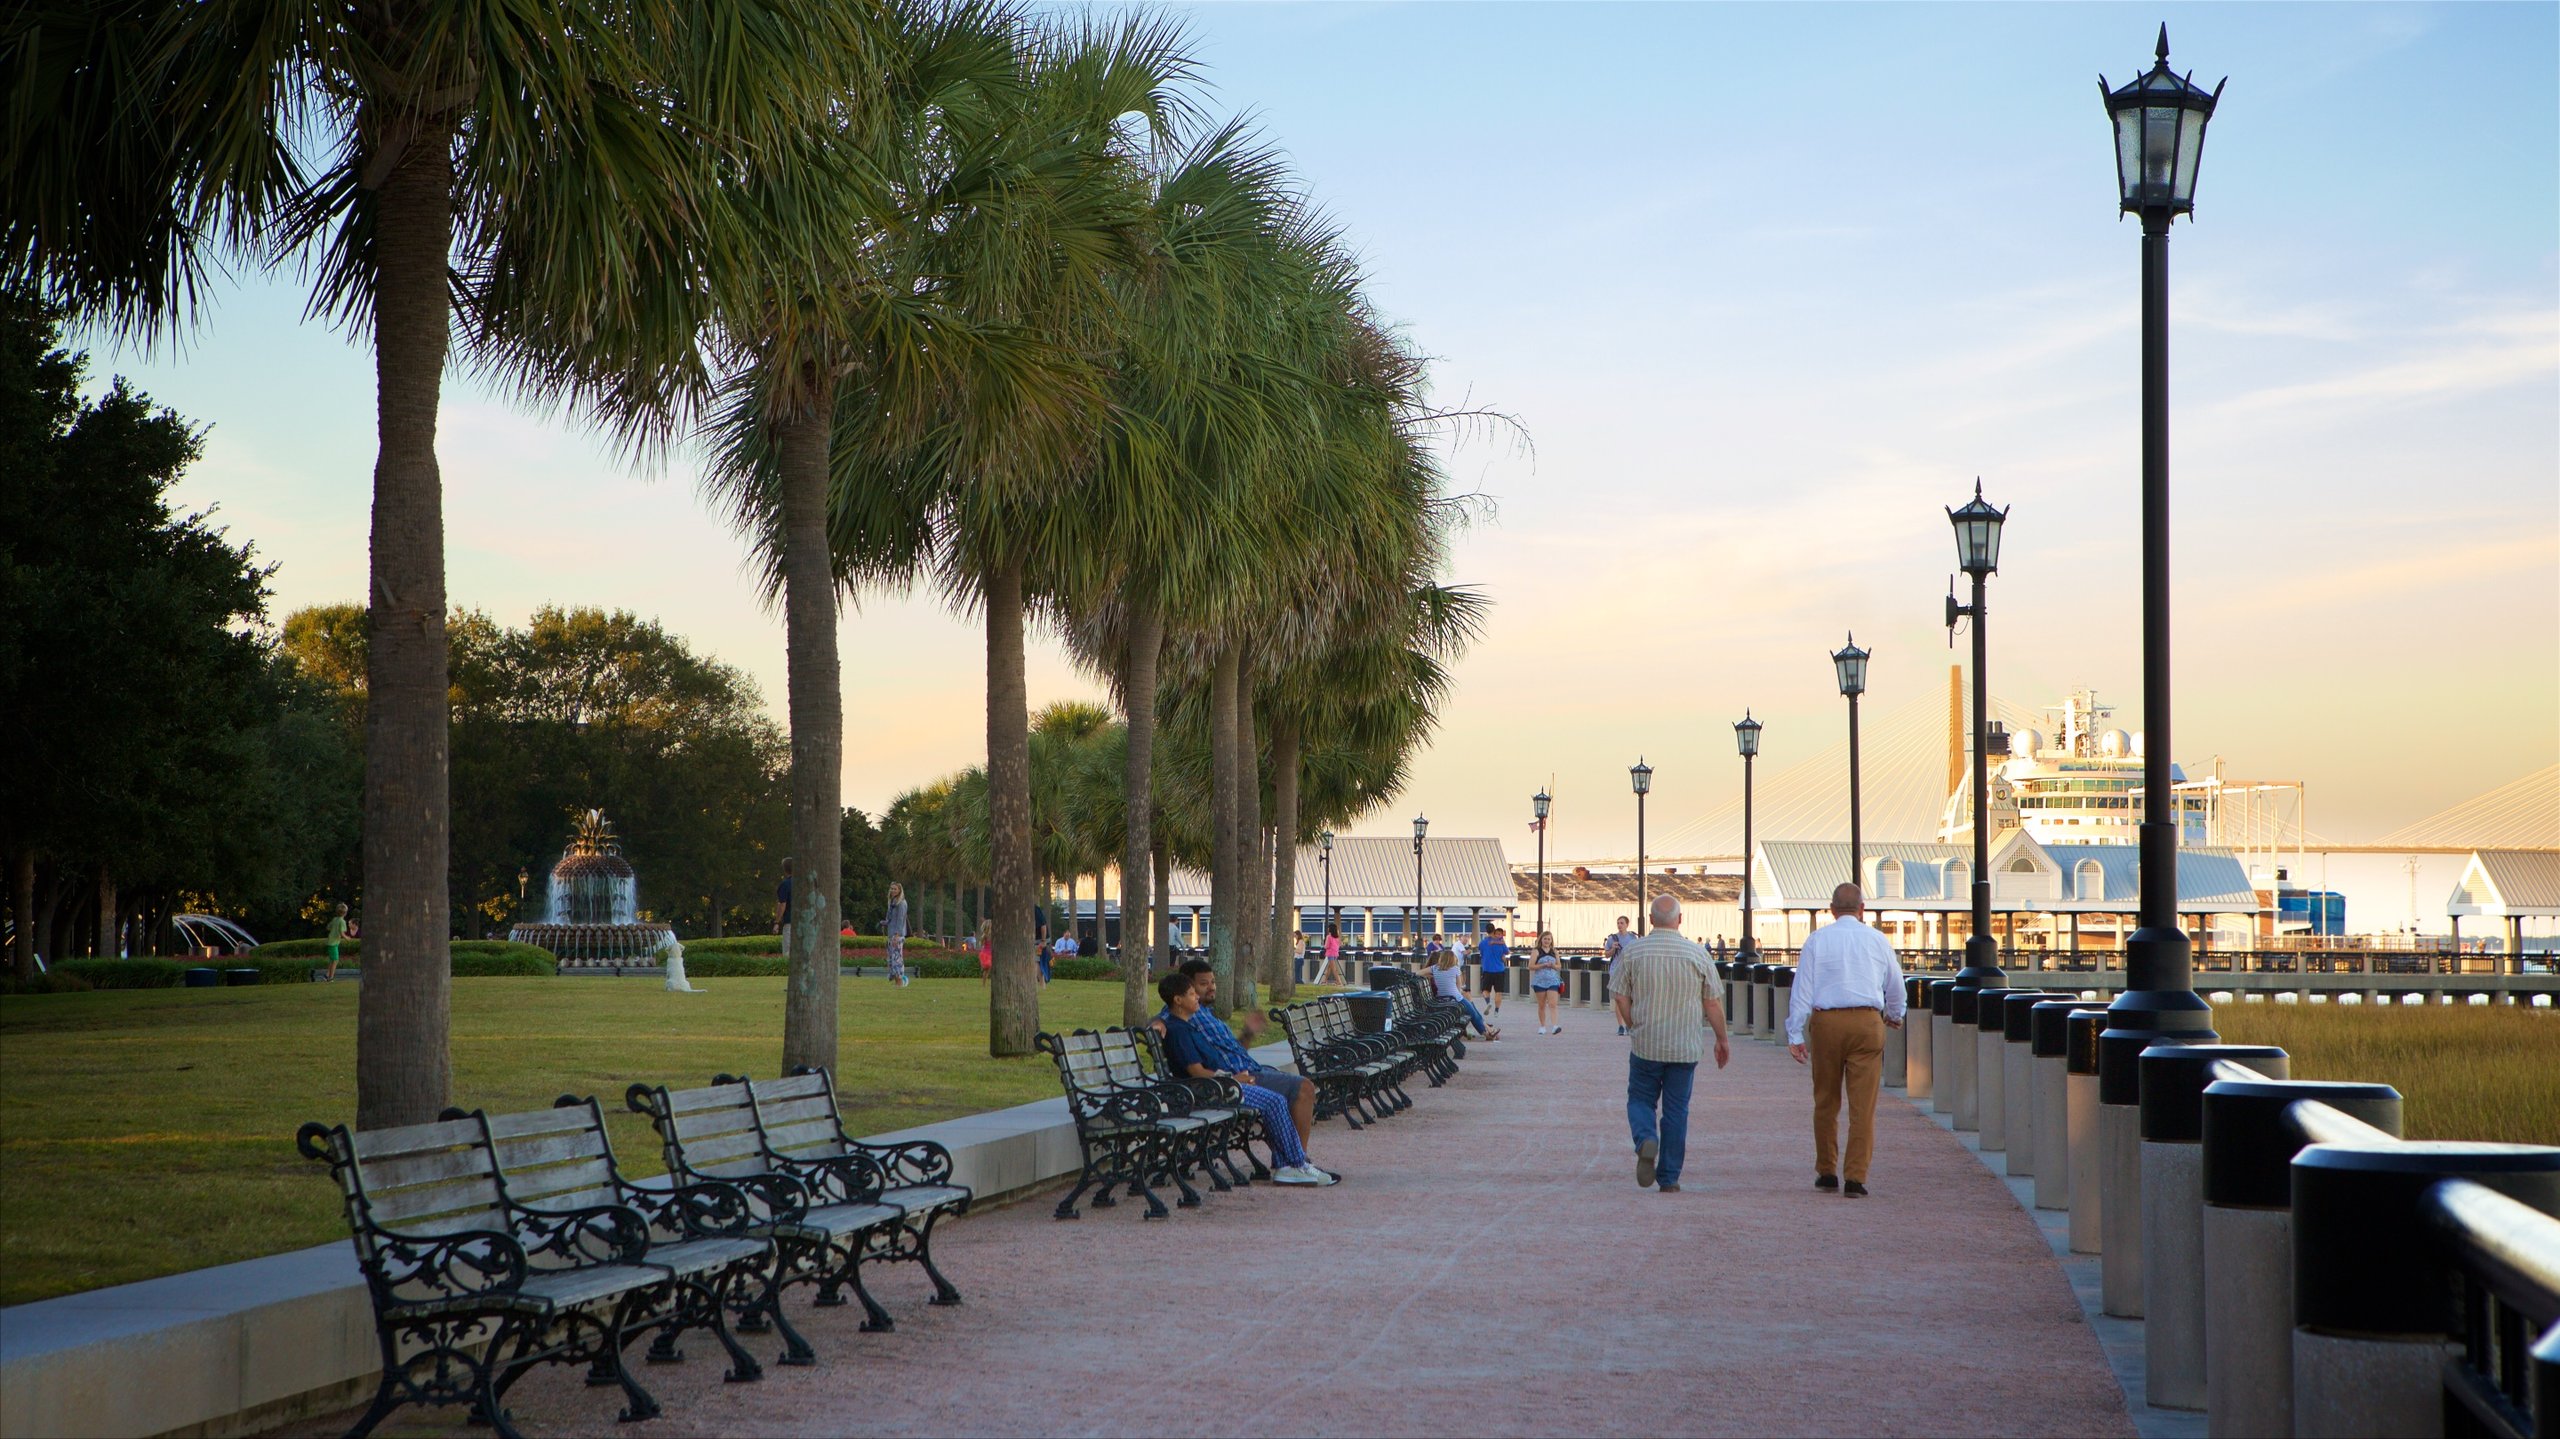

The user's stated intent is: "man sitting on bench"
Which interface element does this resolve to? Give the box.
[1157,970,1338,1187]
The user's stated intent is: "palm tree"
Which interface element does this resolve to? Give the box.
[3,0,875,1128]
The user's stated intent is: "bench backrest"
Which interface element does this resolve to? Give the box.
[297,1115,512,1304]
[632,1079,770,1183]
[480,1098,622,1215]
[743,1071,846,1168]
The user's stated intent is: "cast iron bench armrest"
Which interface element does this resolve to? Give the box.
[619,1177,761,1240]
[508,1200,654,1269]
[839,1138,955,1188]
[770,1147,891,1207]
[364,1224,534,1306]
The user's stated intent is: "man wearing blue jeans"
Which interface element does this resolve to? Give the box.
[1610,894,1730,1193]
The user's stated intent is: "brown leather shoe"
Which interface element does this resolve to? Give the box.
[1658,1182,1682,1194]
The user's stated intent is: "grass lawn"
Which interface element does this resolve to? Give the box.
[2210,1001,2558,1146]
[0,976,1179,1306]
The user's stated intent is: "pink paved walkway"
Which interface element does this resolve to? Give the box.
[290,1009,2133,1438]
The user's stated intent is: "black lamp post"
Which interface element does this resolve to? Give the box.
[1319,829,1334,947]
[1410,814,1428,962]
[1831,634,1870,883]
[1630,758,1653,934]
[1531,789,1551,949]
[2101,26,2222,1061]
[1735,713,1761,961]
[1946,479,2009,994]
[517,866,531,925]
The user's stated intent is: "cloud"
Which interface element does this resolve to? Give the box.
[2207,313,2558,417]
[2214,534,2555,614]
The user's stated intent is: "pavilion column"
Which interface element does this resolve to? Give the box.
[2071,912,2082,958]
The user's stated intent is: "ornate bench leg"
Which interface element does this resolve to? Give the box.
[909,1212,964,1306]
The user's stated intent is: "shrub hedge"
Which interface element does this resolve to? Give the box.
[15,945,561,992]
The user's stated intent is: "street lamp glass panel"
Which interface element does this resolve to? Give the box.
[1734,712,1762,757]
[1532,789,1551,820]
[1412,814,1429,842]
[2102,28,2222,215]
[1831,636,1870,697]
[1630,759,1653,795]
[1948,482,2008,576]
[1320,829,1333,853]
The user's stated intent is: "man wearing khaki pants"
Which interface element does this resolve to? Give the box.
[1787,883,1907,1198]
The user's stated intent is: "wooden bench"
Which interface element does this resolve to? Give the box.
[623,1072,967,1338]
[1270,997,1407,1128]
[732,1068,972,1308]
[1370,968,1465,1084]
[297,1104,772,1438]
[1038,1026,1228,1219]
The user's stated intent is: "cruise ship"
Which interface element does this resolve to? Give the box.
[1937,689,2210,848]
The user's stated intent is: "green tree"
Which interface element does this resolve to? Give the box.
[0,296,342,971]
[3,0,880,1126]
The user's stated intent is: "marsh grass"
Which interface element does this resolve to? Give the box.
[0,977,1170,1305]
[2209,1001,2558,1146]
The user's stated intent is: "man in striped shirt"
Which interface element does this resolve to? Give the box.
[1610,895,1731,1193]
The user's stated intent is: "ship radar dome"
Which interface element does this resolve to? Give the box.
[2128,731,2146,757]
[2017,729,2048,757]
[2100,729,2132,757]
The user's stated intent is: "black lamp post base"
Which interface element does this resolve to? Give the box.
[1954,934,2005,990]
[2098,926,2217,1102]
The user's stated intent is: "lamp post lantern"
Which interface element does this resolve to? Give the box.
[2101,25,2222,1061]
[1319,829,1334,951]
[517,866,531,924]
[1630,758,1653,933]
[1531,790,1551,951]
[1410,814,1428,962]
[1831,634,1871,883]
[1735,713,1762,961]
[1946,480,2009,994]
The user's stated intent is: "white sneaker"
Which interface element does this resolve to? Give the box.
[1273,1164,1340,1187]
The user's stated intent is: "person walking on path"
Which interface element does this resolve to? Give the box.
[324,903,355,981]
[1603,914,1634,1034]
[884,883,910,987]
[1611,895,1730,1193]
[1475,926,1508,1016]
[1786,882,1908,1198]
[772,858,794,936]
[1529,931,1564,1033]
[1317,923,1343,984]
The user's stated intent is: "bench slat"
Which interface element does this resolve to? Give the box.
[490,1129,611,1171]
[761,1118,837,1150]
[752,1095,834,1126]
[752,1074,831,1104]
[502,1157,618,1203]
[676,1131,765,1167]
[351,1117,482,1160]
[359,1144,494,1191]
[367,1176,503,1225]
[663,1083,754,1116]
[485,1106,597,1140]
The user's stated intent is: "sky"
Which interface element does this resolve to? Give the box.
[82,2,2559,862]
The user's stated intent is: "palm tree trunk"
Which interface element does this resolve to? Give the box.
[356,115,457,1132]
[1152,834,1172,971]
[985,557,1039,1055]
[1233,686,1261,1014]
[1207,645,1240,1018]
[775,396,842,1079]
[1118,604,1159,1023]
[1063,871,1077,959]
[1268,716,1300,1001]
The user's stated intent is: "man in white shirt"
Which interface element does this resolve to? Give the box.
[1786,882,1907,1198]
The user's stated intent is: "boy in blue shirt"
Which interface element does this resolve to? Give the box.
[1475,927,1509,1017]
[1157,970,1336,1186]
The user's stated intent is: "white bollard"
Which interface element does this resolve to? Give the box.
[2100,1097,2143,1316]
[2066,1009,2107,1254]
[1906,978,1934,1100]
[2201,1077,2402,1439]
[2034,1002,2102,1212]
[1930,990,1957,1115]
[2138,1045,2289,1411]
[1949,987,1981,1132]
[2000,993,2048,1177]
[1883,1005,1907,1088]
[1756,980,1777,1042]
[1976,1005,2010,1151]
